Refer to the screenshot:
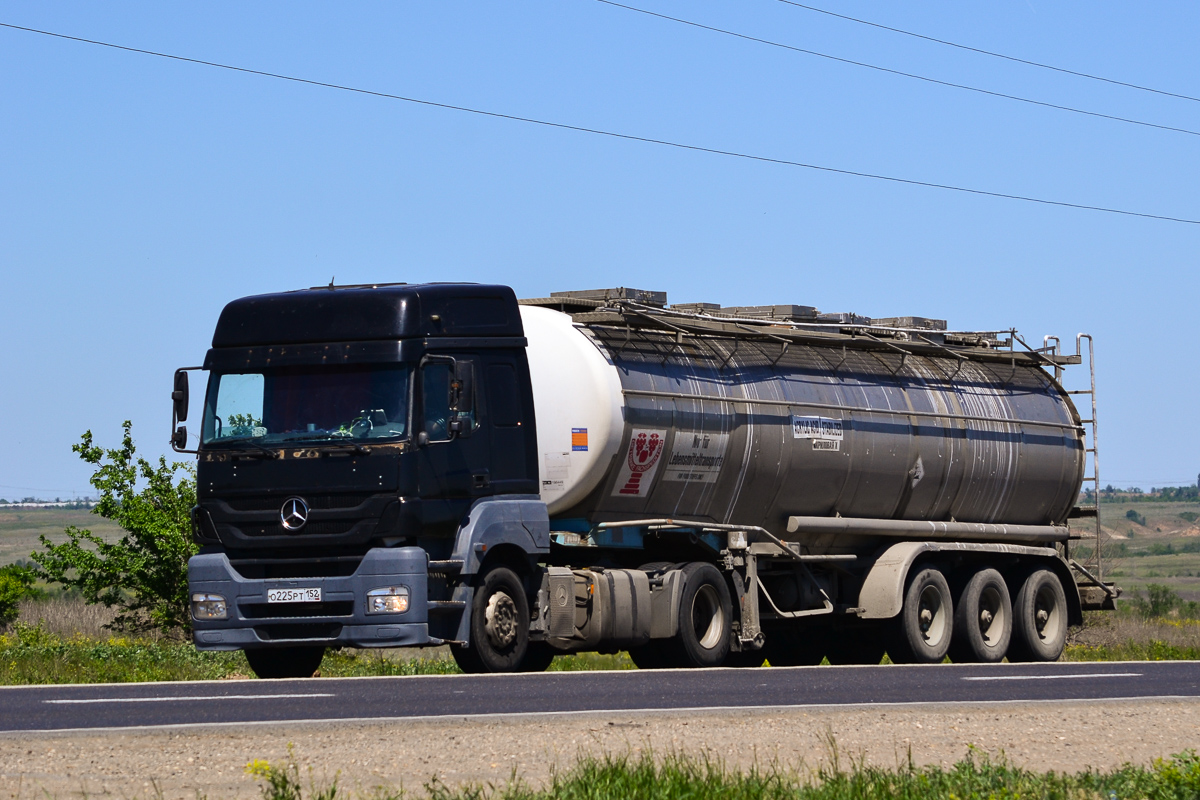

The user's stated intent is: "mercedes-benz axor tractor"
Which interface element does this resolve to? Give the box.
[174,283,1115,678]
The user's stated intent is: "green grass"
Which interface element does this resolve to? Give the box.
[0,624,641,684]
[246,748,1200,800]
[0,506,124,566]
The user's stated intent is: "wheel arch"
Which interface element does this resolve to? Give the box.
[857,541,1081,625]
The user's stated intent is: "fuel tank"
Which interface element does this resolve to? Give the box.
[522,305,1084,535]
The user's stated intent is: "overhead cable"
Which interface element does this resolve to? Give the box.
[774,0,1200,105]
[594,0,1200,139]
[1,21,1197,225]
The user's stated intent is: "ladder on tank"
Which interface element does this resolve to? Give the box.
[1049,334,1116,604]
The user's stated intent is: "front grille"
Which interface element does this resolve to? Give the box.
[228,556,364,580]
[239,601,355,619]
[224,494,375,512]
[255,623,343,641]
[236,520,360,538]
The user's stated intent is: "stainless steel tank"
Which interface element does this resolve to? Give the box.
[522,306,1085,536]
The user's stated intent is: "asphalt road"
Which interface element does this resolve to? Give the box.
[3,661,1198,733]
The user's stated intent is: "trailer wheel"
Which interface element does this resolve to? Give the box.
[450,565,529,673]
[244,646,325,679]
[948,568,1012,663]
[888,567,954,664]
[668,562,732,668]
[1008,569,1068,662]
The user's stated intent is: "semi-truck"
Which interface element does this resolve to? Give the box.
[174,283,1116,678]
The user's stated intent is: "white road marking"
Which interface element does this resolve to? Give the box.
[45,693,334,704]
[962,673,1141,682]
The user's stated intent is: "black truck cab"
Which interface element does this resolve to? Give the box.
[182,283,546,671]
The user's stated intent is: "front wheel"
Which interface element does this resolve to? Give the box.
[245,646,326,679]
[451,566,530,674]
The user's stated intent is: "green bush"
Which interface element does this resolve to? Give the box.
[1181,511,1199,523]
[0,564,43,627]
[31,421,197,635]
[1126,508,1147,526]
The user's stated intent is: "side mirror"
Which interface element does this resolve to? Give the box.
[417,431,430,446]
[170,367,203,454]
[172,370,189,422]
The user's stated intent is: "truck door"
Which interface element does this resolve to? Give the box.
[416,356,491,523]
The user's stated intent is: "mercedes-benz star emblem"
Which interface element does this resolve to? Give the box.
[280,497,309,532]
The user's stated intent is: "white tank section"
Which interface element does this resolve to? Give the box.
[520,305,625,515]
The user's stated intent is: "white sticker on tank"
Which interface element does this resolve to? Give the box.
[612,429,668,497]
[812,439,840,451]
[542,452,570,492]
[663,432,730,483]
[792,415,843,441]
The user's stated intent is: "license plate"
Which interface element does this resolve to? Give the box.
[267,587,321,604]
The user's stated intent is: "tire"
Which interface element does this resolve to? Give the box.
[888,567,954,664]
[666,562,733,668]
[825,629,886,665]
[1008,569,1068,662]
[948,568,1012,663]
[763,624,829,666]
[450,566,530,674]
[244,646,325,679]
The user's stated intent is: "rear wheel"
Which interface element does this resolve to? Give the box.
[245,646,326,679]
[666,562,732,668]
[949,568,1012,663]
[450,565,530,674]
[1008,569,1068,662]
[888,567,954,664]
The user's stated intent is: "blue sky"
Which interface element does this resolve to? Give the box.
[1,1,1197,498]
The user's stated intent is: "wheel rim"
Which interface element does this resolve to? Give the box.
[691,584,725,650]
[917,583,948,647]
[978,584,1007,648]
[1033,583,1063,642]
[484,590,518,649]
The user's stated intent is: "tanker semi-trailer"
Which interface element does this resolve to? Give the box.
[174,283,1115,678]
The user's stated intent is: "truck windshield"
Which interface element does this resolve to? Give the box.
[202,365,410,446]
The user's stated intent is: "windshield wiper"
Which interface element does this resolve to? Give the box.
[212,437,280,459]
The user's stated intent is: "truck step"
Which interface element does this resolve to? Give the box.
[428,559,465,573]
[428,600,467,612]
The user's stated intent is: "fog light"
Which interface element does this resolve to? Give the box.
[191,593,227,620]
[366,586,409,614]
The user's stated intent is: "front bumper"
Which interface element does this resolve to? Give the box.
[188,546,430,650]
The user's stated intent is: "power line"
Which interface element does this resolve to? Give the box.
[595,0,1200,139]
[1,21,1198,225]
[774,0,1200,105]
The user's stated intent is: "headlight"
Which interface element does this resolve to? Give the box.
[366,586,409,614]
[191,593,227,620]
